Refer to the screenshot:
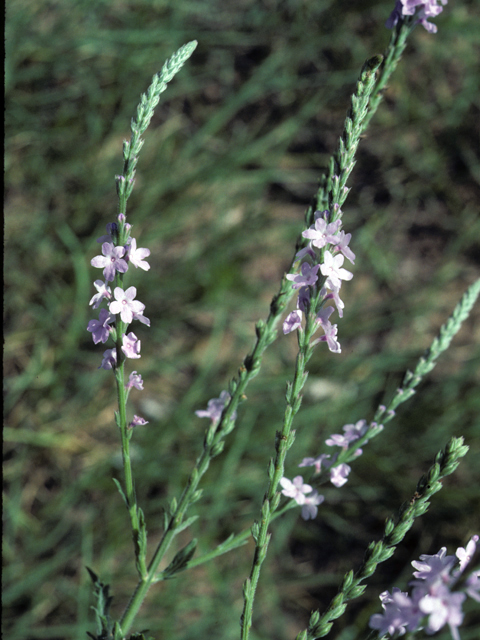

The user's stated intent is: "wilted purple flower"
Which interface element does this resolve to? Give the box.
[317,320,341,354]
[96,222,118,244]
[195,390,236,424]
[128,415,149,429]
[87,309,115,344]
[100,348,117,370]
[299,454,332,474]
[286,262,320,289]
[131,311,151,327]
[316,305,335,326]
[126,371,144,391]
[297,287,310,312]
[89,280,112,309]
[333,230,355,264]
[283,310,303,335]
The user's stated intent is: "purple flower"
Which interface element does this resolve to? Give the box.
[100,348,117,370]
[316,305,335,326]
[299,454,332,474]
[132,311,151,327]
[87,309,115,344]
[128,414,149,429]
[301,491,324,520]
[91,242,128,282]
[317,319,341,354]
[386,0,448,34]
[302,215,341,249]
[125,237,151,271]
[333,230,355,264]
[122,332,141,359]
[321,285,345,318]
[370,588,422,637]
[320,250,353,289]
[195,390,236,424]
[126,371,144,391]
[297,287,310,312]
[411,547,456,584]
[329,463,351,487]
[417,584,465,640]
[89,280,112,309]
[326,419,369,448]
[286,262,320,289]
[109,286,146,324]
[283,310,303,335]
[279,476,312,505]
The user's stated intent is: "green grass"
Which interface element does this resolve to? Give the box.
[4,1,480,639]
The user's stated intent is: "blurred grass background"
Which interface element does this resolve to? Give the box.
[4,0,480,638]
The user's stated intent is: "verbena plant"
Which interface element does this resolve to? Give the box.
[85,3,479,639]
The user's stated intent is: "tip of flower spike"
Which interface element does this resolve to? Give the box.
[364,54,383,73]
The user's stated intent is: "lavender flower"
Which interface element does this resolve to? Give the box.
[91,242,128,282]
[126,371,144,391]
[320,250,353,290]
[128,415,149,429]
[89,280,112,309]
[386,0,448,34]
[100,348,117,370]
[195,390,237,425]
[279,476,313,505]
[125,238,151,271]
[299,454,332,474]
[87,309,115,344]
[109,286,146,324]
[301,491,324,520]
[122,332,141,359]
[285,262,320,289]
[301,214,341,249]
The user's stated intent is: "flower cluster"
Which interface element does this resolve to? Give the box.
[370,536,480,640]
[386,0,448,34]
[87,215,150,401]
[281,419,382,519]
[283,208,355,354]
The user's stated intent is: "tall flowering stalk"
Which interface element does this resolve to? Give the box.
[87,41,198,639]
